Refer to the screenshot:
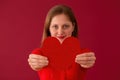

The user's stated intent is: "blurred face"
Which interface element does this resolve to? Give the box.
[49,14,74,43]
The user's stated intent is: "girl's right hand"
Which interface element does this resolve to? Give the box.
[28,54,49,71]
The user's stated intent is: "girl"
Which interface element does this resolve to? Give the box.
[28,5,96,80]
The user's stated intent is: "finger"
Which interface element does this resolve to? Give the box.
[29,61,48,66]
[29,54,48,60]
[38,59,49,65]
[76,52,95,58]
[80,64,94,68]
[29,60,48,69]
[76,53,85,58]
[28,58,49,65]
[75,58,96,66]
[75,60,87,65]
[28,58,37,63]
[29,54,45,59]
[30,65,42,69]
[30,65,40,70]
[76,56,96,61]
[75,58,95,63]
[83,52,95,57]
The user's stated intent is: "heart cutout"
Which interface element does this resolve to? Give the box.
[41,37,81,70]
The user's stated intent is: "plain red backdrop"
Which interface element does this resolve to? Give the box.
[0,0,120,80]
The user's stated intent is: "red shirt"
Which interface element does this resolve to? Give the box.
[32,48,88,80]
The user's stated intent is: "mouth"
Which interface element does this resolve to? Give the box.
[57,36,65,39]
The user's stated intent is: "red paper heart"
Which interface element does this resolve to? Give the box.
[41,37,81,70]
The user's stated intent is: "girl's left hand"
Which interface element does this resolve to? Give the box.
[75,52,96,68]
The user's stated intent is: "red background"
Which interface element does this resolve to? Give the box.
[0,0,120,80]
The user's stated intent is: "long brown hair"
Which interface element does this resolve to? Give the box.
[41,4,79,44]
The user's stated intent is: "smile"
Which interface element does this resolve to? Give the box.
[57,36,65,39]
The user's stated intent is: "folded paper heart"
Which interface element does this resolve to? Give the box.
[41,37,81,70]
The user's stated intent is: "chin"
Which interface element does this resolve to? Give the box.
[57,38,64,44]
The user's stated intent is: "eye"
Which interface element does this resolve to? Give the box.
[63,24,69,29]
[52,25,58,29]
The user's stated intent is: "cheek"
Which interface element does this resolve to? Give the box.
[65,29,73,36]
[49,29,56,36]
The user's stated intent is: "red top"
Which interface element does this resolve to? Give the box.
[32,48,89,80]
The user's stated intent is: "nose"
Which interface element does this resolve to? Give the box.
[57,27,64,35]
